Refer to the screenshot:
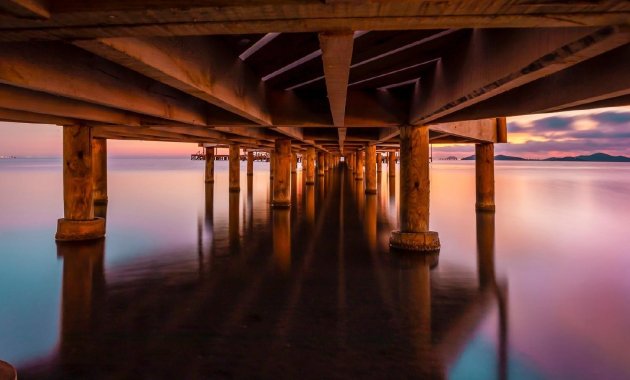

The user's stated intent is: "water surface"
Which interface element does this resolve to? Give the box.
[1,158,629,379]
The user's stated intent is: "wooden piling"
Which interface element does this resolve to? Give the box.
[475,143,495,212]
[205,147,215,183]
[376,152,382,173]
[355,150,364,180]
[306,147,315,185]
[390,126,440,252]
[92,138,107,205]
[272,139,291,207]
[317,151,325,176]
[388,151,396,177]
[366,145,377,193]
[229,143,240,192]
[247,151,254,176]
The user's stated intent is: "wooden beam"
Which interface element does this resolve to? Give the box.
[0,0,48,19]
[0,84,143,126]
[0,107,73,125]
[378,118,505,143]
[410,26,630,125]
[1,2,630,41]
[319,31,354,127]
[0,43,209,126]
[75,36,272,125]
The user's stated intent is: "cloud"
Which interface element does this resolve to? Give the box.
[591,112,630,125]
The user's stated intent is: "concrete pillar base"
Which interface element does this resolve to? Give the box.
[55,218,105,241]
[389,230,440,252]
[475,203,496,212]
[0,360,17,380]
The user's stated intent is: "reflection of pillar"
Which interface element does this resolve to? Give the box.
[247,151,254,176]
[476,211,496,288]
[58,239,105,337]
[305,183,315,225]
[388,151,396,177]
[247,176,253,232]
[390,126,440,252]
[272,139,291,208]
[355,150,364,180]
[205,182,214,228]
[92,138,107,205]
[317,152,325,176]
[272,209,291,273]
[205,147,215,183]
[365,145,377,194]
[229,143,240,192]
[291,152,297,173]
[306,148,315,185]
[376,152,382,173]
[229,191,240,252]
[365,194,377,252]
[56,125,105,241]
[475,143,495,212]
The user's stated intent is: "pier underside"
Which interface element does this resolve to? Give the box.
[1,1,629,246]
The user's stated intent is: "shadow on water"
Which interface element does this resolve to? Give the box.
[20,167,507,379]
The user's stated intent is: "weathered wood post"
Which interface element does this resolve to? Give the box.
[272,139,291,208]
[247,151,254,176]
[56,125,105,241]
[475,143,495,212]
[347,153,354,173]
[270,150,275,179]
[92,138,107,205]
[317,151,325,176]
[355,150,364,180]
[205,146,215,183]
[229,143,240,192]
[389,126,440,252]
[365,144,377,194]
[376,152,382,173]
[388,151,396,177]
[306,147,315,185]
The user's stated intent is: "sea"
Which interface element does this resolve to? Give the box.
[1,158,629,379]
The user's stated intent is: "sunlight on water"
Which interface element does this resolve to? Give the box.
[1,158,629,379]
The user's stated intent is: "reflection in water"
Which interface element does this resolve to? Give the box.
[12,168,511,379]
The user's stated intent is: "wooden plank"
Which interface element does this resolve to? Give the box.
[0,84,143,126]
[75,36,272,125]
[378,118,503,143]
[0,43,210,126]
[410,26,630,125]
[0,0,48,19]
[0,107,74,125]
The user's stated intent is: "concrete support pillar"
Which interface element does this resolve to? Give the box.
[92,138,107,205]
[291,152,297,173]
[270,150,275,179]
[355,150,364,180]
[229,143,240,192]
[365,145,377,194]
[317,151,325,176]
[205,147,215,183]
[247,151,254,176]
[475,143,496,212]
[388,151,396,177]
[56,125,105,241]
[389,125,440,252]
[306,147,315,185]
[272,139,291,208]
[0,360,16,380]
[376,152,382,173]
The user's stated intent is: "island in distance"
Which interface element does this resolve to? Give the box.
[461,152,630,162]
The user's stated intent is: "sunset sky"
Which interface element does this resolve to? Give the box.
[1,106,629,159]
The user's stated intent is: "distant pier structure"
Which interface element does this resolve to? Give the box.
[0,1,628,250]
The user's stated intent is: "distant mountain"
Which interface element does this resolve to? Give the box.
[544,153,630,162]
[461,154,527,161]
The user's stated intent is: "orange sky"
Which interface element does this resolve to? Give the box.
[1,106,629,159]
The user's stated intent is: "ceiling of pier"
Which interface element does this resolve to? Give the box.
[1,0,629,153]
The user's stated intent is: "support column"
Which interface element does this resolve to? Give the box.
[475,143,496,212]
[92,138,107,205]
[376,152,382,173]
[306,147,315,185]
[355,150,364,180]
[388,151,396,177]
[0,361,16,380]
[365,145,377,193]
[389,126,440,252]
[270,150,275,179]
[291,152,297,173]
[272,139,291,208]
[229,143,240,192]
[247,151,254,176]
[56,125,105,241]
[317,151,325,176]
[205,147,215,183]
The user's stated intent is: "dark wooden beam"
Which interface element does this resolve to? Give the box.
[0,0,48,19]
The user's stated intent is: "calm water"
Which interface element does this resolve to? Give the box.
[1,158,629,379]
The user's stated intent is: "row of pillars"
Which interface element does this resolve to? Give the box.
[54,125,495,253]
